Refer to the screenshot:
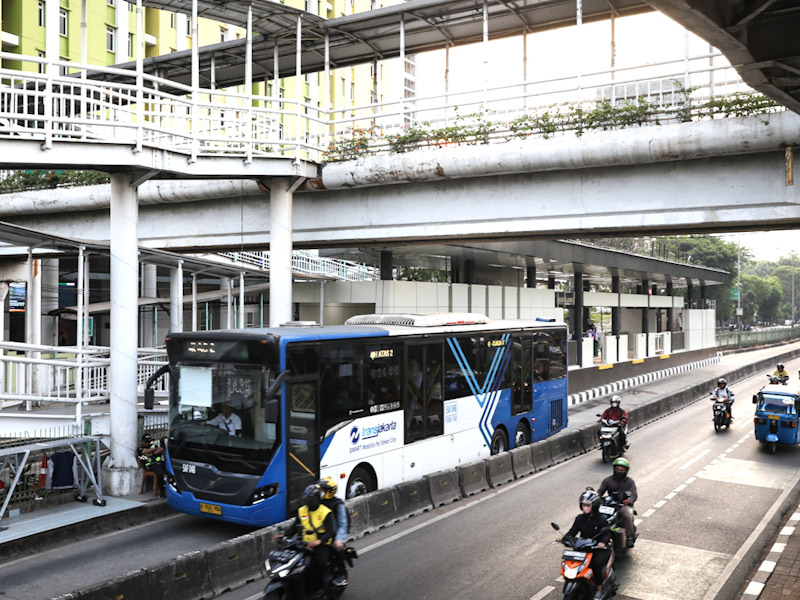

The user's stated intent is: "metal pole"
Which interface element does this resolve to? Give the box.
[482,0,488,106]
[136,0,144,152]
[192,273,197,331]
[399,15,405,127]
[81,0,88,140]
[319,280,325,325]
[246,4,253,163]
[190,0,199,162]
[576,0,583,98]
[295,15,303,162]
[76,246,84,425]
[324,34,331,142]
[239,272,245,328]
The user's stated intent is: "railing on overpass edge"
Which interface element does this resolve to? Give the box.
[716,326,800,350]
[0,50,782,166]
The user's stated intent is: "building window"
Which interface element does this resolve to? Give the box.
[128,33,134,58]
[107,0,115,6]
[303,97,310,115]
[350,82,355,103]
[170,12,175,28]
[38,50,45,74]
[129,1,135,11]
[107,26,116,53]
[186,15,192,34]
[59,58,69,77]
[220,28,227,43]
[59,9,68,36]
[38,2,44,27]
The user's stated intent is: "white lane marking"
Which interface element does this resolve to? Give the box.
[737,437,747,444]
[530,585,555,600]
[665,492,677,500]
[642,509,656,518]
[358,455,575,555]
[674,484,687,493]
[634,518,642,526]
[685,477,697,484]
[703,465,800,600]
[717,453,727,460]
[680,448,711,470]
[731,443,740,449]
[654,500,667,508]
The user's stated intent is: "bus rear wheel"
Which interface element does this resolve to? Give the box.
[346,466,375,499]
[514,422,530,448]
[490,429,508,455]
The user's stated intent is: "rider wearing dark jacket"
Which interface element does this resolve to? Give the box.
[598,458,637,547]
[564,490,611,598]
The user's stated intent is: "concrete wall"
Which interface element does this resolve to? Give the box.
[684,308,716,350]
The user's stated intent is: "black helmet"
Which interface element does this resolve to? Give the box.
[610,395,621,407]
[717,378,726,386]
[302,484,322,511]
[778,363,784,371]
[142,433,153,443]
[579,489,601,513]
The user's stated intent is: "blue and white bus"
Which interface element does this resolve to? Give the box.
[157,313,568,526]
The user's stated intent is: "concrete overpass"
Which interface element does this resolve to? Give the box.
[3,111,799,250]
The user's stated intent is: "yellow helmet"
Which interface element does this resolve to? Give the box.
[319,476,337,499]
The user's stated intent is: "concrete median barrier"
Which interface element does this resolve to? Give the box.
[365,487,400,531]
[579,425,600,453]
[147,551,212,600]
[346,494,372,539]
[251,524,282,577]
[206,534,261,596]
[70,569,151,600]
[426,469,461,507]
[458,459,490,497]
[487,453,514,488]
[394,479,434,520]
[510,446,535,478]
[549,431,583,464]
[530,439,554,471]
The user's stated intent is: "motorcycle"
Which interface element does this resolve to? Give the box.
[262,536,355,600]
[596,416,625,463]
[767,374,789,385]
[710,395,732,432]
[551,522,618,600]
[597,491,637,554]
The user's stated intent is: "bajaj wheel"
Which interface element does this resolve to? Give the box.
[769,441,777,454]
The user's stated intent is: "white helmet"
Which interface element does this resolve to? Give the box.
[610,395,621,407]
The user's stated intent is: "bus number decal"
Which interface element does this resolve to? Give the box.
[182,463,196,474]
[445,402,458,424]
[369,349,394,360]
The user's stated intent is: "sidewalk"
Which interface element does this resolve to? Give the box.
[742,503,800,599]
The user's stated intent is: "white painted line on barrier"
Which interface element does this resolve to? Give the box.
[780,526,795,536]
[680,449,710,470]
[530,585,555,600]
[743,581,765,596]
[771,542,786,553]
[758,560,776,573]
[789,512,800,522]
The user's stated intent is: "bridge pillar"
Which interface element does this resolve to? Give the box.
[641,277,650,357]
[41,259,58,347]
[170,262,184,333]
[573,269,584,367]
[686,278,694,309]
[526,265,536,288]
[104,173,140,496]
[270,178,293,327]
[380,251,393,280]
[464,260,475,285]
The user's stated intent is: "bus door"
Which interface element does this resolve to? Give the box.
[286,377,319,515]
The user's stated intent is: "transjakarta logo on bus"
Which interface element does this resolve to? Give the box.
[351,421,397,444]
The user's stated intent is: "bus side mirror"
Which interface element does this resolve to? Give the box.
[752,394,758,404]
[265,398,279,422]
[263,370,290,407]
[144,388,155,410]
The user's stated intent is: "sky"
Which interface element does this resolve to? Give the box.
[409,12,796,265]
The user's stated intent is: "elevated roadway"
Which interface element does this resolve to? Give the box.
[3,341,799,599]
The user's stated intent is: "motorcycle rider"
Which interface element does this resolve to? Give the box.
[558,489,612,599]
[711,377,734,420]
[597,458,637,548]
[600,395,629,450]
[774,363,789,381]
[318,476,349,587]
[290,484,336,595]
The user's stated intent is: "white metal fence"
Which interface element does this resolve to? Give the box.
[218,249,379,281]
[0,50,778,165]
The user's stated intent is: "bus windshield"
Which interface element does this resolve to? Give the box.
[168,363,280,475]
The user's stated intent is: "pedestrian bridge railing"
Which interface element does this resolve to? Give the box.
[0,342,168,421]
[0,49,779,167]
[218,249,379,281]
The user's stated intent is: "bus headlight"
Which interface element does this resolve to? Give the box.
[166,473,180,493]
[249,484,280,505]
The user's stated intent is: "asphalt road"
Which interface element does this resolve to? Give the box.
[220,360,800,600]
[3,353,799,600]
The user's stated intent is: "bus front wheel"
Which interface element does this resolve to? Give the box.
[490,429,508,455]
[346,466,375,499]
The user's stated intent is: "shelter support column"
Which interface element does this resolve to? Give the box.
[573,269,584,367]
[141,264,156,347]
[666,279,674,332]
[641,277,650,357]
[104,173,140,496]
[269,177,294,327]
[380,251,393,281]
[464,260,475,285]
[526,265,536,288]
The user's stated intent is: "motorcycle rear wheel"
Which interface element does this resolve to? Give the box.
[563,581,595,600]
[713,416,722,432]
[602,445,611,463]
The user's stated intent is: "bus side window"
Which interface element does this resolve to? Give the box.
[424,345,444,437]
[320,344,364,434]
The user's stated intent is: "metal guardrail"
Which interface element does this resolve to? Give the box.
[716,326,800,349]
[218,250,379,281]
[0,49,772,165]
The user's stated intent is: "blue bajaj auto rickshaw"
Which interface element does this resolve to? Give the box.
[752,384,800,454]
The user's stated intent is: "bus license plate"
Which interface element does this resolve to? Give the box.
[200,503,222,516]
